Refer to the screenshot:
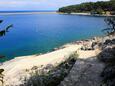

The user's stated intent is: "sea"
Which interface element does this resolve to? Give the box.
[0,11,106,61]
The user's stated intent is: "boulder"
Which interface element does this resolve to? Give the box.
[101,65,115,86]
[98,47,115,63]
[104,39,112,45]
[111,39,115,44]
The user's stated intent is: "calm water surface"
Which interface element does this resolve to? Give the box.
[0,13,106,61]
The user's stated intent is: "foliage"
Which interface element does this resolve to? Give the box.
[0,20,13,37]
[58,1,115,14]
[22,51,78,86]
[0,69,4,86]
[0,20,13,86]
[102,17,115,36]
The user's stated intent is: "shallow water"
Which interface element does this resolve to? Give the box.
[0,13,106,61]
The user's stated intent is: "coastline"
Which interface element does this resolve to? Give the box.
[0,43,82,85]
[0,36,102,85]
[0,12,112,85]
[0,11,115,17]
[0,34,110,85]
[0,12,105,63]
[0,11,57,15]
[58,12,115,17]
[0,34,114,85]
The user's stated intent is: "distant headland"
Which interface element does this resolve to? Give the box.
[58,0,115,16]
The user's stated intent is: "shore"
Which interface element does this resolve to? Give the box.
[0,11,57,15]
[1,35,112,86]
[0,43,82,85]
[0,11,115,17]
[58,12,115,17]
[0,37,101,85]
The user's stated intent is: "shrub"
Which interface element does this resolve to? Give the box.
[22,52,78,86]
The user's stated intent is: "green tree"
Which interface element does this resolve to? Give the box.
[96,8,104,15]
[102,17,115,36]
[0,20,13,86]
[0,20,13,37]
[58,0,115,14]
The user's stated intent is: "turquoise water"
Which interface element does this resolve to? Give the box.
[0,13,106,61]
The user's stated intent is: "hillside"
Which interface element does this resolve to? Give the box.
[58,0,115,15]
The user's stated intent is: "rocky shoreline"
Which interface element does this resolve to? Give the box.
[58,12,115,17]
[0,36,98,85]
[0,35,115,86]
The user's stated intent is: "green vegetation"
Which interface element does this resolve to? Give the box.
[0,20,13,86]
[0,20,13,61]
[0,69,4,86]
[0,20,13,37]
[22,51,78,86]
[98,16,115,86]
[102,17,115,36]
[58,0,115,15]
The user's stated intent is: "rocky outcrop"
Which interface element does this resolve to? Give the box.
[98,37,115,86]
[98,47,115,63]
[59,57,105,86]
[101,65,115,86]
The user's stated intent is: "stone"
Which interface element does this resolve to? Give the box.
[98,47,115,63]
[59,57,105,86]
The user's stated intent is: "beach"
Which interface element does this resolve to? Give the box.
[0,39,100,85]
[1,35,113,85]
[0,43,81,85]
[0,11,57,15]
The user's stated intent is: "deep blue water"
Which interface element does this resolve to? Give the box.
[0,13,106,61]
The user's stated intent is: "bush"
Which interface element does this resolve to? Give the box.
[22,52,78,86]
